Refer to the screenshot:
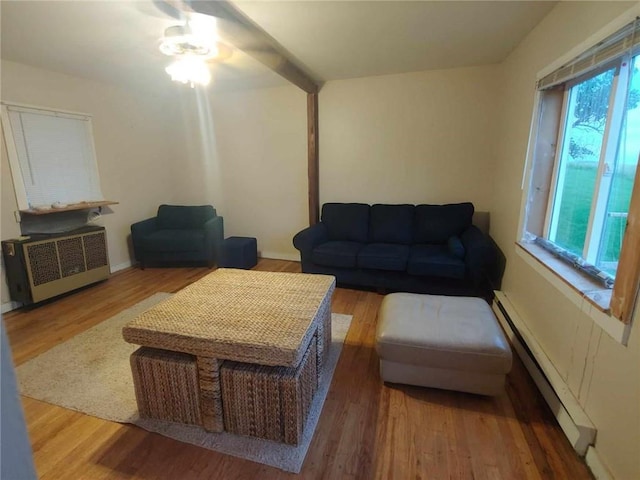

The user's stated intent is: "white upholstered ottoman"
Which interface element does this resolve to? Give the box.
[375,293,512,396]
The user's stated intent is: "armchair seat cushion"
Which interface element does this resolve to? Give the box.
[141,229,205,253]
[408,245,465,279]
[358,243,410,271]
[312,241,363,268]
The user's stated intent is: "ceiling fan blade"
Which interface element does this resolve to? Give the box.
[151,0,185,20]
[132,0,185,21]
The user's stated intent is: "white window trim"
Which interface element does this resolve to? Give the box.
[585,63,627,264]
[516,5,640,346]
[0,101,103,213]
[1,104,29,210]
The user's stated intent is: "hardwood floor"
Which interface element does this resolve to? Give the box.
[3,259,592,479]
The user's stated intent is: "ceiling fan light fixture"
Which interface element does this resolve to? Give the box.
[159,24,218,58]
[159,19,229,87]
[165,57,211,88]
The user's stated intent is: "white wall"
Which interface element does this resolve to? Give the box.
[319,66,501,210]
[176,85,308,260]
[182,66,501,261]
[1,60,184,304]
[491,3,640,479]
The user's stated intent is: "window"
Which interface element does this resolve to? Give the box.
[1,103,104,211]
[522,18,640,326]
[546,58,639,278]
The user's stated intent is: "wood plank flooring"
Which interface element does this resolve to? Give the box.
[3,259,593,479]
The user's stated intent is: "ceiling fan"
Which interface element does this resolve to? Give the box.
[148,1,234,87]
[140,0,319,92]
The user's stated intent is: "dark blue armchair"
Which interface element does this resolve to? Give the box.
[131,204,224,268]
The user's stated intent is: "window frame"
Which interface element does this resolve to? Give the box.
[517,11,640,346]
[0,102,104,213]
[543,58,631,269]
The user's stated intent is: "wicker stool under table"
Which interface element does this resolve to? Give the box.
[130,347,201,425]
[221,339,318,445]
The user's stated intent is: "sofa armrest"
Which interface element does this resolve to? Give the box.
[131,217,157,235]
[131,217,157,262]
[293,223,329,255]
[460,225,497,283]
[204,216,224,263]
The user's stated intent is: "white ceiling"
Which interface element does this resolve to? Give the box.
[1,1,557,93]
[233,1,557,81]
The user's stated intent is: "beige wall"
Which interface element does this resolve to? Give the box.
[1,60,184,304]
[177,85,308,260]
[492,2,640,479]
[171,87,226,212]
[319,66,501,211]
[186,66,501,261]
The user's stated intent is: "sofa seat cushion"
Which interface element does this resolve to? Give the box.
[312,241,364,268]
[407,245,466,279]
[358,243,410,271]
[141,229,205,253]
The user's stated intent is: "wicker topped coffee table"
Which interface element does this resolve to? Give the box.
[123,268,336,434]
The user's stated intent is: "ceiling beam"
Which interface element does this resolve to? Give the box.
[185,0,321,94]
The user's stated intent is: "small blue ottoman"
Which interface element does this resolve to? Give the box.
[219,236,258,269]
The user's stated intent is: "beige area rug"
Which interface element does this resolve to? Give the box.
[16,293,353,473]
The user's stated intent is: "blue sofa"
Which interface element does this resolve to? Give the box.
[131,205,224,268]
[293,202,500,297]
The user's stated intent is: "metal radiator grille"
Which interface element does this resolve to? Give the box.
[84,232,108,270]
[57,237,86,278]
[26,242,61,286]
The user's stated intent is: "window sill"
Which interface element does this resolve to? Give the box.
[515,241,632,345]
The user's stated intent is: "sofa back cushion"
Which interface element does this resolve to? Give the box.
[321,203,370,242]
[369,204,415,244]
[413,203,474,243]
[157,204,216,230]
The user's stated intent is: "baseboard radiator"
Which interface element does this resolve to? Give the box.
[492,291,596,456]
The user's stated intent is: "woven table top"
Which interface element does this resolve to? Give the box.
[122,269,336,367]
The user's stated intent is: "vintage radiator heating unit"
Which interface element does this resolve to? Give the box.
[2,225,110,305]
